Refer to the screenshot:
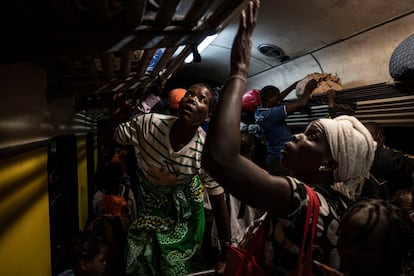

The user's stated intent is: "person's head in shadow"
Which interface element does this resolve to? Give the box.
[104,161,125,195]
[364,121,386,146]
[65,232,107,276]
[95,161,124,195]
[337,198,414,276]
[259,85,281,107]
[240,131,256,160]
[392,188,414,222]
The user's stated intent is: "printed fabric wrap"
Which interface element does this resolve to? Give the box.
[125,175,205,276]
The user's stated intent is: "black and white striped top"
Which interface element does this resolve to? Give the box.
[115,113,223,195]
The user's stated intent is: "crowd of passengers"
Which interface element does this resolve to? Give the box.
[58,2,414,276]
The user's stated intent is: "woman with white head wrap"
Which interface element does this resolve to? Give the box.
[318,115,377,199]
[202,2,378,273]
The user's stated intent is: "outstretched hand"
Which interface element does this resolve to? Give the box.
[230,0,260,76]
[303,79,318,96]
[110,92,132,125]
[292,78,318,110]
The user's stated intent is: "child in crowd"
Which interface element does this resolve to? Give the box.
[58,232,107,276]
[92,161,131,220]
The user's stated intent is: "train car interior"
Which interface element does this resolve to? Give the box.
[1,0,414,275]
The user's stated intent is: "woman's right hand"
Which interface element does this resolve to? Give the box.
[230,0,260,77]
[110,92,132,124]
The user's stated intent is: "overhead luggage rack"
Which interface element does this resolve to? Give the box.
[1,0,248,101]
[285,81,414,128]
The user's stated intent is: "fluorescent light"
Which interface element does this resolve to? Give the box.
[185,34,218,63]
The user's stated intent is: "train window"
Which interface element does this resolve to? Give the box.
[47,135,79,275]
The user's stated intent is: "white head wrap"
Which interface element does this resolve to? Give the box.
[318,115,377,199]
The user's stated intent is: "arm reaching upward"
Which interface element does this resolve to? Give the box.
[279,80,299,101]
[285,78,317,116]
[202,0,291,215]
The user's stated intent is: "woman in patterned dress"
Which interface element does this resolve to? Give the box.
[114,83,231,275]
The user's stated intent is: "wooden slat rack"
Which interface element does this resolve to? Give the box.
[1,0,248,104]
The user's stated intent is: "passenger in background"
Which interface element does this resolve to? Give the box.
[209,131,265,253]
[100,162,132,220]
[240,88,267,169]
[391,188,414,222]
[88,162,132,276]
[363,121,414,199]
[337,198,414,276]
[255,80,315,176]
[110,146,129,174]
[110,146,138,221]
[97,92,132,168]
[202,1,376,273]
[132,93,161,116]
[131,73,167,117]
[92,161,133,221]
[167,87,187,115]
[241,88,261,126]
[113,83,231,275]
[58,232,107,276]
[227,131,265,243]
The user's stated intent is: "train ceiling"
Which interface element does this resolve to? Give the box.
[1,0,414,126]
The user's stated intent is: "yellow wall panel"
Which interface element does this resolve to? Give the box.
[77,138,88,230]
[0,148,51,276]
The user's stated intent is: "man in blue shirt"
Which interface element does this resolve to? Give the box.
[255,80,317,175]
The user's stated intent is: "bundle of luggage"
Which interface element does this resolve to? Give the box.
[295,72,343,97]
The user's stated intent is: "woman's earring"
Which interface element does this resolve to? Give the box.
[318,165,327,172]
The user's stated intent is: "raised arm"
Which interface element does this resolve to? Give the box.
[279,80,299,101]
[285,79,317,116]
[202,0,291,215]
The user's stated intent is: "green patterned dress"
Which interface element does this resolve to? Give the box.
[125,175,205,275]
[115,114,224,276]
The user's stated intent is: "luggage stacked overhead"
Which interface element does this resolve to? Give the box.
[295,73,343,98]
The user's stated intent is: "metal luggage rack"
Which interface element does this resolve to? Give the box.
[2,0,249,104]
[285,81,414,128]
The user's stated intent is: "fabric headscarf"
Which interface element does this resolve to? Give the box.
[318,115,377,199]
